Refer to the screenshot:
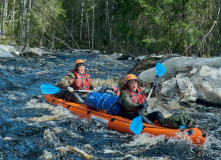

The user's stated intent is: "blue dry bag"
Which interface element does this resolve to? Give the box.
[85,92,121,115]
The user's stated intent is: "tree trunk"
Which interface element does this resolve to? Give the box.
[1,0,7,36]
[51,30,55,51]
[21,0,27,46]
[71,20,74,48]
[5,0,8,18]
[80,0,84,39]
[85,8,90,49]
[109,0,114,41]
[27,0,32,46]
[12,0,16,30]
[106,0,109,29]
[92,0,95,50]
[219,0,221,56]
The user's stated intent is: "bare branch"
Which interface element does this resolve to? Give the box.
[54,36,72,49]
[63,24,80,49]
[197,7,220,56]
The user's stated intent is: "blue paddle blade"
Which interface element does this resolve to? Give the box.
[156,62,166,77]
[40,84,61,94]
[129,115,143,135]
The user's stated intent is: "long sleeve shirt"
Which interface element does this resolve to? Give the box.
[119,87,151,111]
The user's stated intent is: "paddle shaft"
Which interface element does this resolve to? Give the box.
[139,75,159,125]
[146,76,158,101]
[142,76,158,110]
[140,112,154,125]
[61,89,93,93]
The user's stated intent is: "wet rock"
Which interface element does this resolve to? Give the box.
[134,55,147,61]
[20,52,39,57]
[117,54,135,60]
[161,77,198,102]
[191,65,221,104]
[176,78,198,102]
[161,65,221,105]
[138,57,221,82]
[0,47,15,57]
[160,78,178,100]
[128,56,169,75]
[91,77,124,89]
[20,47,53,56]
[9,50,20,57]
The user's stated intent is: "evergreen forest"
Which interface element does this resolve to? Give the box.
[0,0,220,57]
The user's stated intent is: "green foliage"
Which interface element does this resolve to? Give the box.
[0,0,219,56]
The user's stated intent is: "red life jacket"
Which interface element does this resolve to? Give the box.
[70,69,91,90]
[120,84,147,105]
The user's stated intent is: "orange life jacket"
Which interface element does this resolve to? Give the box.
[70,69,91,90]
[111,85,120,96]
[120,84,147,105]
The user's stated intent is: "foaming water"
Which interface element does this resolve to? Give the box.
[0,52,220,159]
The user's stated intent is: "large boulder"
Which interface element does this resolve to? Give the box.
[138,57,221,82]
[161,77,198,102]
[161,65,221,105]
[191,65,221,104]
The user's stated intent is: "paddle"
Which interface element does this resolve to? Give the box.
[129,62,166,135]
[40,84,93,94]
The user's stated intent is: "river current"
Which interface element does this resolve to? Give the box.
[0,51,220,160]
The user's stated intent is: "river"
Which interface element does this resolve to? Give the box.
[0,51,220,160]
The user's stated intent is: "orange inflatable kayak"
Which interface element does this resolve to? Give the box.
[45,94,207,145]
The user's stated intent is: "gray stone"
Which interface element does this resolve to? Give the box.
[0,48,15,57]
